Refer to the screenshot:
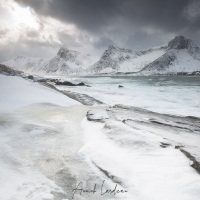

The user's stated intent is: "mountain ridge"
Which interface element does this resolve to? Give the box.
[2,35,200,76]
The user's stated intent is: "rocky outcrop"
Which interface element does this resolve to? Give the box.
[0,64,22,76]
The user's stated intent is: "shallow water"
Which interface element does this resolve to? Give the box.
[55,76,200,117]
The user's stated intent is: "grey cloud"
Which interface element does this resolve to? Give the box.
[14,0,200,49]
[26,30,39,38]
[15,0,199,32]
[1,0,199,62]
[58,32,82,48]
[0,42,56,62]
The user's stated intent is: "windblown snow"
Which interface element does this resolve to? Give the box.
[0,74,200,200]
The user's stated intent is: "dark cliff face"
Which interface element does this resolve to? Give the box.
[168,36,191,50]
[57,47,79,62]
[167,36,200,58]
[57,47,70,58]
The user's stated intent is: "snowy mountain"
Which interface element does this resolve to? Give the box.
[139,36,200,75]
[2,36,200,76]
[87,45,167,74]
[2,48,98,75]
[41,47,98,74]
[3,56,47,74]
[88,36,200,75]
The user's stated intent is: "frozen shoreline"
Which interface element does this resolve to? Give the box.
[43,79,200,199]
[0,74,200,200]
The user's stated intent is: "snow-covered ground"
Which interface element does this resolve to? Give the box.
[0,75,119,200]
[1,74,200,200]
[0,75,80,113]
[0,75,81,199]
[83,105,200,200]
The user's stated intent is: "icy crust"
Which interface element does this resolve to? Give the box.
[83,104,200,199]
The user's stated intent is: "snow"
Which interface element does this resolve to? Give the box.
[2,48,99,75]
[81,106,200,200]
[2,56,47,74]
[141,49,200,75]
[0,73,200,200]
[167,49,200,73]
[0,74,86,200]
[2,36,200,75]
[55,76,200,117]
[0,74,109,200]
[0,74,80,113]
[118,48,166,73]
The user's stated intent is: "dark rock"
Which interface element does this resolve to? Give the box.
[168,35,190,50]
[55,81,76,86]
[160,142,171,148]
[175,145,185,149]
[179,148,200,175]
[27,75,34,80]
[38,78,59,83]
[92,161,123,185]
[0,64,22,76]
[55,80,91,87]
[77,82,85,86]
[36,77,47,82]
[118,85,123,88]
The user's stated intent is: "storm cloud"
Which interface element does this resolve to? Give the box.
[0,0,200,61]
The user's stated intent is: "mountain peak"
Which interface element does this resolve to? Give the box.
[108,45,117,49]
[168,35,192,50]
[57,47,81,60]
[57,47,71,58]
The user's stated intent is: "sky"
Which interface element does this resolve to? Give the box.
[0,0,200,62]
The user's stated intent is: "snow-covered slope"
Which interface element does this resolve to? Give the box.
[87,45,166,74]
[139,36,200,75]
[3,56,47,74]
[41,47,98,74]
[2,48,98,75]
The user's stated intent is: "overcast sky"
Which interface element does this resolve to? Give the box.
[0,0,200,62]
